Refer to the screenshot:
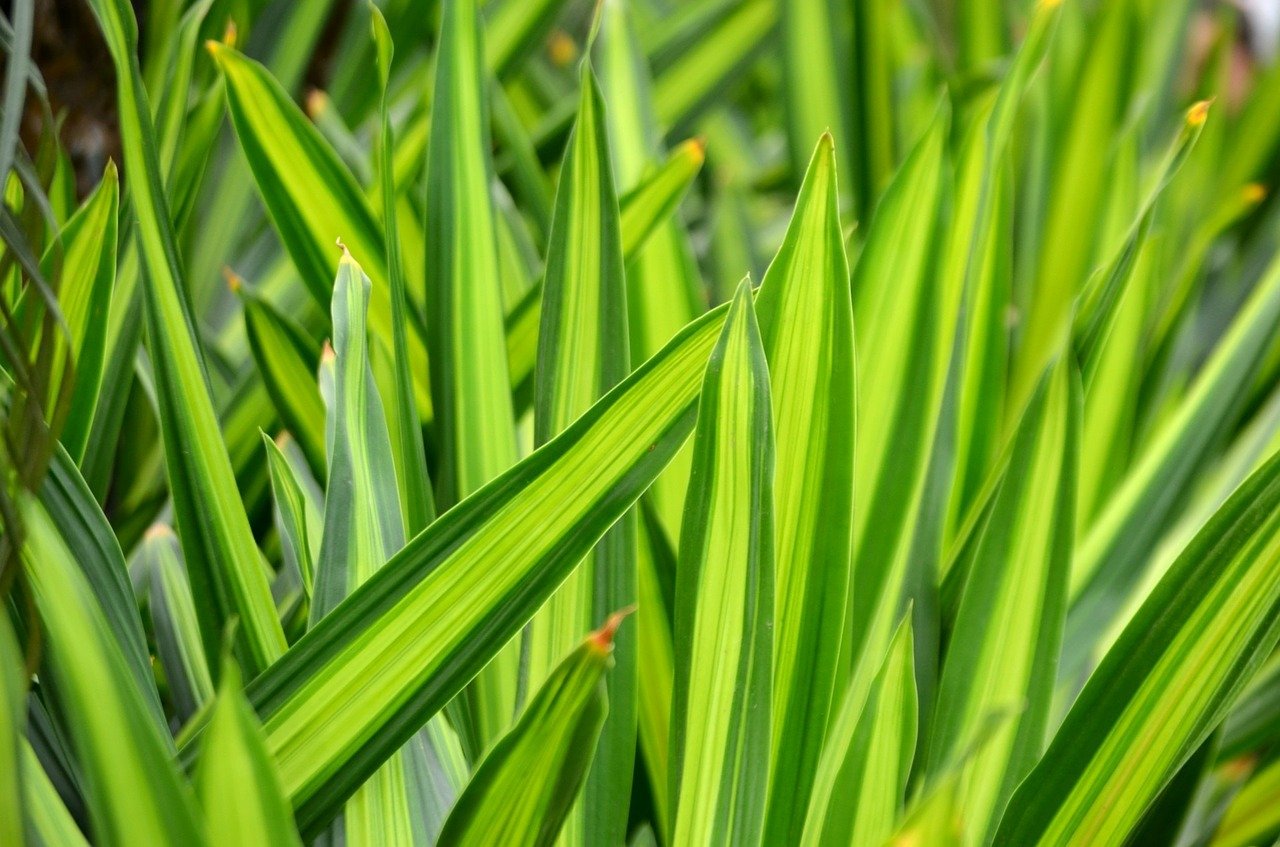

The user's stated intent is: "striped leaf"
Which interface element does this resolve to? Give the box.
[527,57,635,847]
[196,658,303,847]
[928,360,1078,844]
[179,298,734,835]
[84,0,287,675]
[312,250,465,845]
[137,524,215,724]
[755,133,857,847]
[21,741,89,847]
[801,616,917,847]
[0,615,22,847]
[670,282,774,847]
[849,107,950,682]
[208,41,433,420]
[262,433,322,600]
[994,447,1280,846]
[1068,249,1280,667]
[20,494,206,846]
[36,161,117,463]
[238,278,326,478]
[436,615,619,847]
[424,0,524,755]
[370,5,435,536]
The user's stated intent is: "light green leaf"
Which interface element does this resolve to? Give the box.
[929,360,1078,844]
[436,616,618,847]
[262,433,321,600]
[138,523,215,724]
[527,57,635,847]
[755,133,857,847]
[238,278,326,479]
[21,741,89,847]
[801,616,917,847]
[84,0,287,674]
[994,447,1280,846]
[370,4,435,536]
[21,493,206,847]
[37,161,117,463]
[670,282,774,847]
[180,298,734,837]
[196,658,303,847]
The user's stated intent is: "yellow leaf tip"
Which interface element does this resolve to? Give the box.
[1244,183,1267,204]
[222,266,244,293]
[321,340,336,362]
[335,237,356,265]
[548,29,577,67]
[1186,99,1212,127]
[588,606,636,653]
[687,136,707,163]
[222,19,238,49]
[306,89,329,119]
[1036,0,1064,10]
[204,38,223,57]
[145,523,175,541]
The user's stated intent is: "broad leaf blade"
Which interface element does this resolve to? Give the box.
[755,133,857,847]
[994,448,1280,846]
[527,58,635,847]
[670,282,774,847]
[436,617,617,847]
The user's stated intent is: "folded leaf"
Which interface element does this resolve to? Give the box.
[801,616,916,847]
[436,615,618,847]
[756,133,857,847]
[84,0,287,674]
[527,57,635,847]
[670,282,774,847]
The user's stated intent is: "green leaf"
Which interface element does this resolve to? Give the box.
[84,0,287,675]
[21,493,206,847]
[311,250,466,845]
[137,524,215,724]
[208,40,434,422]
[1068,249,1280,668]
[196,657,303,847]
[37,161,117,463]
[436,616,618,847]
[262,433,322,600]
[485,0,573,79]
[238,278,327,479]
[370,4,435,536]
[781,0,853,198]
[670,282,774,847]
[849,106,950,682]
[928,360,1078,843]
[527,58,635,847]
[755,133,857,847]
[0,615,23,847]
[801,616,917,847]
[180,298,734,837]
[21,740,89,847]
[994,447,1280,846]
[1213,756,1280,847]
[38,445,160,723]
[424,0,523,754]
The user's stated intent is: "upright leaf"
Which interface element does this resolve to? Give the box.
[37,162,117,462]
[437,615,619,847]
[424,0,522,753]
[670,282,774,847]
[196,657,303,847]
[929,361,1078,844]
[84,0,287,674]
[527,58,635,847]
[755,133,857,847]
[311,250,465,845]
[801,617,917,847]
[137,524,215,724]
[185,300,735,836]
[371,5,435,536]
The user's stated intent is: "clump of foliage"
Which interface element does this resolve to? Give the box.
[4,0,1280,845]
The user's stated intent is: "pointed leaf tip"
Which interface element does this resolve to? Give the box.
[1187,99,1212,127]
[588,607,636,653]
[222,266,243,294]
[1245,183,1268,204]
[305,89,328,120]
